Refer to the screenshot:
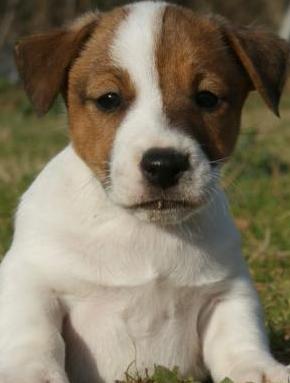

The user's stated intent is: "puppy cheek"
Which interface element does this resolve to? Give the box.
[202,109,242,162]
[108,142,144,206]
[69,100,123,185]
[187,148,218,199]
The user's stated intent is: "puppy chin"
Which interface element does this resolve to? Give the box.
[117,197,208,225]
[131,206,197,225]
[107,182,213,226]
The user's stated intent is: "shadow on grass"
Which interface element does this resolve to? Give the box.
[270,327,290,364]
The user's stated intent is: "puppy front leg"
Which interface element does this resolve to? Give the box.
[203,280,290,383]
[0,260,68,383]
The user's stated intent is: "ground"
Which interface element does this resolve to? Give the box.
[0,80,289,369]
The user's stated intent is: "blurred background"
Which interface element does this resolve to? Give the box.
[0,0,290,367]
[1,0,290,81]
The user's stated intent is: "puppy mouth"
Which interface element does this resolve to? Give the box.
[123,197,206,225]
[127,199,201,211]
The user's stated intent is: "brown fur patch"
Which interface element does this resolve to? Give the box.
[68,8,135,182]
[14,13,99,116]
[157,6,250,162]
[222,24,289,116]
[157,5,288,162]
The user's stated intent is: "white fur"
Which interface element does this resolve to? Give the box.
[0,2,289,383]
[109,2,214,222]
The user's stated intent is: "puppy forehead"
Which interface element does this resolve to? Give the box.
[77,3,235,98]
[109,3,233,92]
[110,2,166,101]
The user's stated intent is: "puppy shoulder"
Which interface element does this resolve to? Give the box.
[10,146,102,247]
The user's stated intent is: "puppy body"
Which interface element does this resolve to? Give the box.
[0,146,263,383]
[0,2,289,383]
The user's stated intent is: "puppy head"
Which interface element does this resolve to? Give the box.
[15,2,289,225]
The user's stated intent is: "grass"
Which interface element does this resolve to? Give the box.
[116,365,201,383]
[0,82,289,369]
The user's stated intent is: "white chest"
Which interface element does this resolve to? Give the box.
[63,278,222,383]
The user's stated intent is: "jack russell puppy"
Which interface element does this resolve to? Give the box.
[0,2,289,383]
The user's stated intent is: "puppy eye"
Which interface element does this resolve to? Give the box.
[95,92,122,112]
[195,91,219,110]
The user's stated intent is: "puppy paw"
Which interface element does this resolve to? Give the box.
[263,363,290,383]
[228,362,290,383]
[0,363,69,383]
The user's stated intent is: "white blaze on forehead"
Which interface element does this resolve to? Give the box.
[108,2,214,211]
[110,1,166,110]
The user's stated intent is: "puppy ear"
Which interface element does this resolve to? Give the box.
[14,13,99,116]
[222,23,290,116]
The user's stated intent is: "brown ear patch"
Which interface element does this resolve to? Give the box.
[67,7,132,183]
[14,13,99,116]
[221,23,290,116]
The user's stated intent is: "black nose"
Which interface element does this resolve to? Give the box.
[140,148,190,189]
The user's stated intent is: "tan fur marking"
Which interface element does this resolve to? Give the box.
[223,25,290,116]
[157,6,249,162]
[14,13,99,116]
[157,5,289,162]
[68,8,135,183]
